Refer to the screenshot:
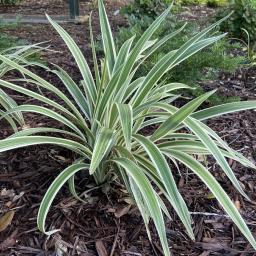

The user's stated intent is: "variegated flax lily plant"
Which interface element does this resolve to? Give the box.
[0,43,46,128]
[0,1,256,255]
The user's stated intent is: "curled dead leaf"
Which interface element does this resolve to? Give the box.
[0,211,15,232]
[235,200,241,210]
[75,15,89,24]
[114,205,131,218]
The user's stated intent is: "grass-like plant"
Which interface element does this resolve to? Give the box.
[0,1,256,255]
[0,43,46,131]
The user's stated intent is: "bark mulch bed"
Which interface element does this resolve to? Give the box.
[0,0,99,16]
[1,1,256,255]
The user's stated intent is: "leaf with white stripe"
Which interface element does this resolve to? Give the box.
[90,127,114,174]
[133,134,194,240]
[46,15,97,108]
[98,0,117,75]
[151,90,215,141]
[165,149,256,251]
[113,157,170,256]
[115,103,133,150]
[38,163,89,234]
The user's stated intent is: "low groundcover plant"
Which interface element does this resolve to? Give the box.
[0,1,256,255]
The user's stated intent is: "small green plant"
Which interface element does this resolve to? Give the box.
[0,2,256,255]
[240,28,256,65]
[176,0,202,5]
[216,0,256,42]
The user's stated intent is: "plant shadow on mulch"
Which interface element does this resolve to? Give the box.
[1,1,256,255]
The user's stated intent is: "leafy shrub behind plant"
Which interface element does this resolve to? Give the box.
[176,0,228,7]
[121,0,173,20]
[114,14,243,105]
[206,0,227,7]
[1,2,256,255]
[176,0,201,5]
[216,0,256,42]
[0,19,28,52]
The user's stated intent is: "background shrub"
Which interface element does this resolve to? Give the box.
[114,11,243,105]
[176,0,228,7]
[121,0,173,19]
[0,0,20,5]
[216,0,256,42]
[206,0,228,7]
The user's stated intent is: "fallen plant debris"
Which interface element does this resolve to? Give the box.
[0,210,14,232]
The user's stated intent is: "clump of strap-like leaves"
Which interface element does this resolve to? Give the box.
[0,1,256,255]
[0,43,45,130]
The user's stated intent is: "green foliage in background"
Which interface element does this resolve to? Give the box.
[0,34,18,52]
[0,20,21,52]
[1,1,256,255]
[176,0,228,7]
[121,0,173,19]
[115,13,243,105]
[216,0,256,42]
[0,0,20,5]
[0,20,45,68]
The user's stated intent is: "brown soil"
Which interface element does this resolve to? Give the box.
[0,0,118,16]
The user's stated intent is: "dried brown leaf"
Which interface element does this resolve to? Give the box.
[0,211,15,232]
[235,200,241,210]
[114,205,131,218]
[95,240,108,256]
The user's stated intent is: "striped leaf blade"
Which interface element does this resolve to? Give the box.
[90,127,114,174]
[113,157,170,256]
[38,163,89,234]
[98,0,117,75]
[115,103,133,150]
[151,90,216,141]
[192,101,256,121]
[0,136,91,157]
[133,134,194,240]
[165,149,256,250]
[156,103,250,199]
[46,15,97,111]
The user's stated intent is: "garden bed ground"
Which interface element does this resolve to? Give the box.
[0,1,256,255]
